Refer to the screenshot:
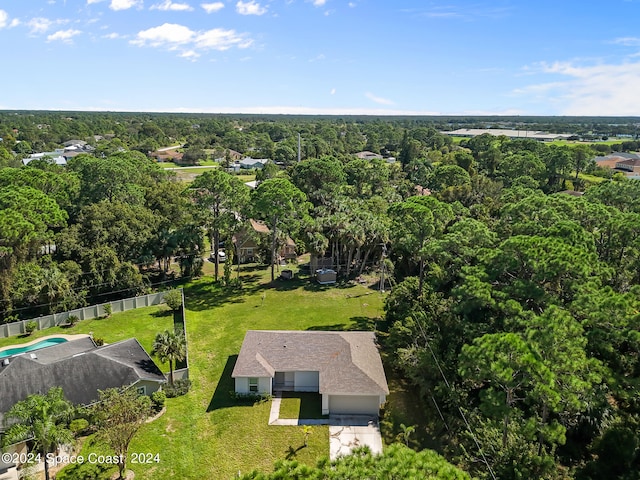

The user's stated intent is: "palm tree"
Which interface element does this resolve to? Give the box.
[152,330,186,385]
[3,387,74,480]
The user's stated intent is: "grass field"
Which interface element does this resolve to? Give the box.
[19,266,388,479]
[0,307,174,372]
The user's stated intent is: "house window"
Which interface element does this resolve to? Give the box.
[137,386,146,395]
[249,378,258,393]
[246,248,253,255]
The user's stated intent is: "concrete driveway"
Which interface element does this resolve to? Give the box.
[268,395,384,460]
[329,415,383,460]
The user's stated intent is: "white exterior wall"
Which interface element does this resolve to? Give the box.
[234,377,271,395]
[322,393,330,415]
[235,377,249,393]
[294,371,319,392]
[259,377,272,395]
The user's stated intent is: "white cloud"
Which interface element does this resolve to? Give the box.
[312,0,326,6]
[330,88,336,95]
[0,10,8,28]
[236,1,267,15]
[201,2,224,13]
[132,23,195,47]
[10,19,20,28]
[132,23,252,54]
[103,32,126,39]
[348,2,356,7]
[28,17,54,34]
[87,0,107,4]
[365,92,395,105]
[195,28,252,50]
[47,29,82,43]
[151,1,194,11]
[518,60,640,115]
[612,37,640,46]
[180,49,200,59]
[110,0,142,11]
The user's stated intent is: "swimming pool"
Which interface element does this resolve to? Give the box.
[0,337,68,360]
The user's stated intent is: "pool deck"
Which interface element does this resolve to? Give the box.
[0,334,91,356]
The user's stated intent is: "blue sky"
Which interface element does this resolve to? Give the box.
[2,1,640,115]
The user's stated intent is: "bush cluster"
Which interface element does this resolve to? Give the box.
[150,390,166,412]
[229,391,271,403]
[164,379,191,398]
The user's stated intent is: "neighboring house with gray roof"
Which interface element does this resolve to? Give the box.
[239,157,269,169]
[0,338,166,429]
[232,330,389,416]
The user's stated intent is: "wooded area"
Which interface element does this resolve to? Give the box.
[1,111,639,478]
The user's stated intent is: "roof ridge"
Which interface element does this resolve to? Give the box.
[341,332,389,394]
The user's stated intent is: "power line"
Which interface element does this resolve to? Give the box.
[412,312,497,480]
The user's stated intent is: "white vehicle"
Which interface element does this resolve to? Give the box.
[210,250,226,262]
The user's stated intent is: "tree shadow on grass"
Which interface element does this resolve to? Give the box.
[207,355,240,412]
[302,280,358,293]
[184,275,263,312]
[285,445,306,460]
[151,308,173,317]
[306,316,379,332]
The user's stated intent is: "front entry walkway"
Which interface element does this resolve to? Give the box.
[269,393,383,459]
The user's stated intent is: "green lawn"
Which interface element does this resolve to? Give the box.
[279,392,328,420]
[0,307,174,372]
[43,267,386,479]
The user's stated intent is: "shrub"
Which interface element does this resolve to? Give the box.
[70,418,89,436]
[93,337,104,346]
[229,391,271,403]
[163,289,183,311]
[164,379,191,398]
[103,304,112,317]
[25,321,37,335]
[67,315,79,326]
[151,390,166,412]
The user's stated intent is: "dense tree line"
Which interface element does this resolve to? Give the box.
[1,111,639,478]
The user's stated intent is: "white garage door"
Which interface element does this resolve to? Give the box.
[329,395,379,415]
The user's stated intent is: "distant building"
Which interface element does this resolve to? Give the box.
[442,128,573,142]
[22,152,67,166]
[615,158,640,175]
[595,153,640,179]
[239,158,270,169]
[354,151,383,160]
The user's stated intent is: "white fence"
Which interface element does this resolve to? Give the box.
[0,291,169,339]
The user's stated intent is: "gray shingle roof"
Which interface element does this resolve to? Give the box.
[0,338,165,425]
[232,330,389,396]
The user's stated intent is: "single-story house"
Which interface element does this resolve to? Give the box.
[239,158,270,169]
[149,150,184,163]
[0,337,165,479]
[0,337,166,428]
[615,158,640,174]
[233,219,297,264]
[22,152,67,166]
[232,330,389,416]
[355,151,383,160]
